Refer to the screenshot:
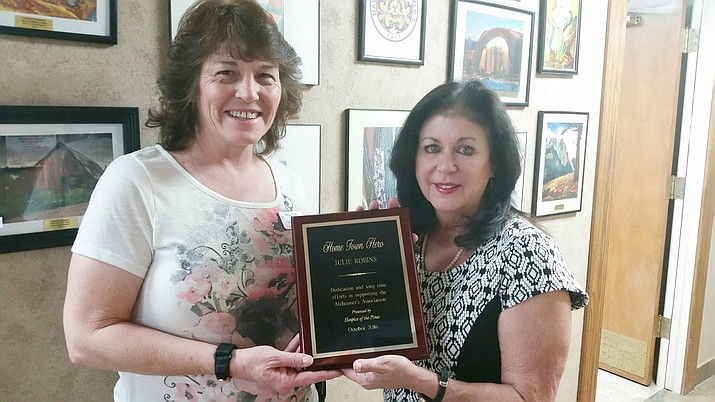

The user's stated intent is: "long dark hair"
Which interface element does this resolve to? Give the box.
[390,80,521,248]
[146,0,303,156]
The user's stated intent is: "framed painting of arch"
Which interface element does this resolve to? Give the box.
[0,106,140,254]
[449,0,534,107]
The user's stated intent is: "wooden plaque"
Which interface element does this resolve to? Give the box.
[291,207,428,369]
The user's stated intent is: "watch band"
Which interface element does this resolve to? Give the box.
[432,367,449,402]
[214,343,237,381]
[418,367,449,402]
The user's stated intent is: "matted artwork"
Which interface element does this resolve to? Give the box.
[449,0,534,107]
[0,106,140,253]
[345,109,409,211]
[269,124,321,214]
[537,0,582,74]
[169,0,320,85]
[358,0,426,65]
[532,111,588,217]
[0,0,117,44]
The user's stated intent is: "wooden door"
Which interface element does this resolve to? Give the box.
[598,0,686,386]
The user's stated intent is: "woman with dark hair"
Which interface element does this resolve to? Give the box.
[345,80,588,401]
[63,1,339,401]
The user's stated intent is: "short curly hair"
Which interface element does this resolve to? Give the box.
[146,0,303,156]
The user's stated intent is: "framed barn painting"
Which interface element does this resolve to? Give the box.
[532,111,588,217]
[537,0,582,74]
[344,109,409,211]
[0,106,140,253]
[449,0,534,107]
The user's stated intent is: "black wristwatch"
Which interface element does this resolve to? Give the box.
[214,343,237,381]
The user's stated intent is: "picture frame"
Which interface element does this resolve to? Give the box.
[0,0,117,44]
[449,0,534,107]
[169,0,320,85]
[0,106,140,254]
[345,109,410,211]
[512,131,527,211]
[537,0,582,74]
[532,111,589,217]
[358,0,427,65]
[269,124,321,213]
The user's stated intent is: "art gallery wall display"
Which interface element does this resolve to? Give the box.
[169,0,320,85]
[291,207,428,369]
[269,124,321,213]
[0,106,140,253]
[0,0,117,44]
[358,0,427,65]
[344,109,410,211]
[537,0,582,74]
[532,111,589,217]
[449,0,534,107]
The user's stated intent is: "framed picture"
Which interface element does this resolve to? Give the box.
[0,106,140,253]
[269,124,321,213]
[358,0,426,65]
[532,111,588,217]
[169,0,320,85]
[345,109,410,211]
[0,0,117,44]
[449,0,534,107]
[512,131,527,211]
[537,0,582,74]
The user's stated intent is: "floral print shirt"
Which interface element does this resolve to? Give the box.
[73,145,315,402]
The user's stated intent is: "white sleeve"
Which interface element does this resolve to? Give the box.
[71,153,155,278]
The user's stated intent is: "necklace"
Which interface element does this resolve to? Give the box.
[420,234,465,272]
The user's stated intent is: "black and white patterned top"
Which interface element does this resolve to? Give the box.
[384,215,589,401]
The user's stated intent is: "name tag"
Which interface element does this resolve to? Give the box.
[277,211,302,230]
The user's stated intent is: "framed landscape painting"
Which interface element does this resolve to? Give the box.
[532,111,588,217]
[449,0,534,107]
[0,106,140,253]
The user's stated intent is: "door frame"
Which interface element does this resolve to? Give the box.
[578,0,715,399]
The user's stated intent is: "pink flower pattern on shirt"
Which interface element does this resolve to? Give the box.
[167,198,310,401]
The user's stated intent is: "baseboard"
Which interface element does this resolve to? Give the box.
[696,357,715,385]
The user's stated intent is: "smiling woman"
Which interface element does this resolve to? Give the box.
[342,80,588,402]
[62,1,340,401]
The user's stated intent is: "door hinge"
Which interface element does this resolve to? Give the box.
[668,176,686,200]
[654,315,671,339]
[680,28,699,53]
